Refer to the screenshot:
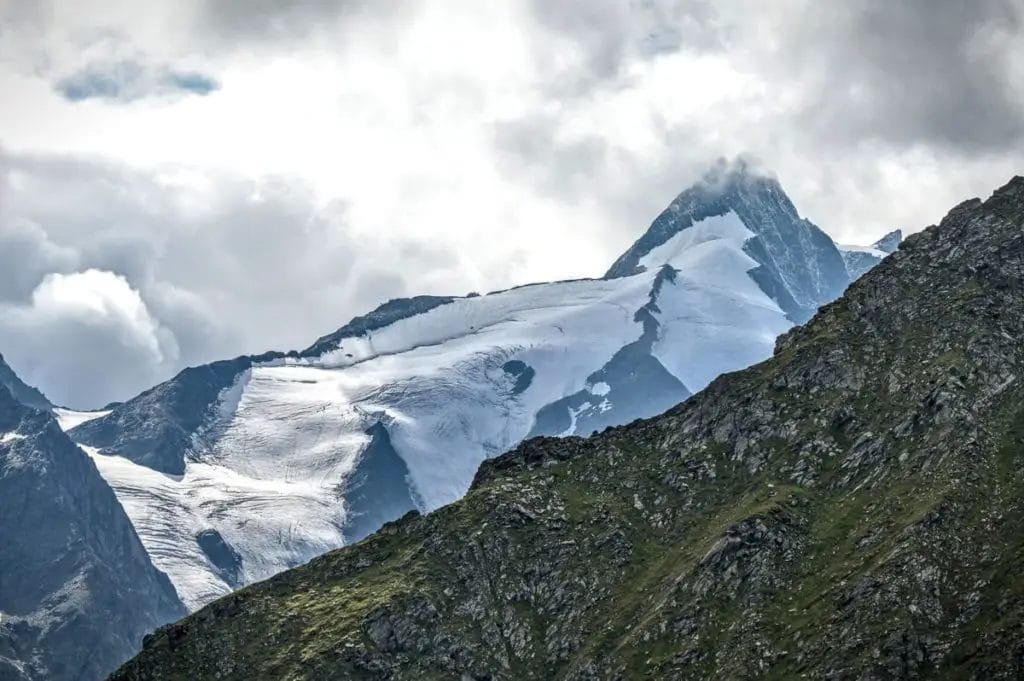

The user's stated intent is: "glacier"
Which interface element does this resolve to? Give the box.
[59,161,899,610]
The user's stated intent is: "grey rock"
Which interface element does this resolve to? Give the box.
[0,384,184,681]
[0,354,50,411]
[340,421,420,544]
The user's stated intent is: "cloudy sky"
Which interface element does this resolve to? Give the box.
[0,0,1021,408]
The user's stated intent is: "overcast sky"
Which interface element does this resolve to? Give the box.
[0,0,1022,408]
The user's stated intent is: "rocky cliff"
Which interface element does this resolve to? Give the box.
[0,385,184,681]
[0,354,50,411]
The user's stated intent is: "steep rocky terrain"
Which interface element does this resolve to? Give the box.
[0,384,184,681]
[114,176,1024,680]
[0,354,51,411]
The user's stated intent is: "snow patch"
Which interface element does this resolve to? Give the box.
[54,408,111,431]
[560,401,593,437]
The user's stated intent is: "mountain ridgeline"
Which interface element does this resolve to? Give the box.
[113,176,1024,679]
[0,354,51,412]
[55,160,888,617]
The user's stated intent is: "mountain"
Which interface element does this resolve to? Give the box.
[0,354,51,411]
[62,160,883,612]
[840,228,904,280]
[112,177,1024,680]
[0,382,185,681]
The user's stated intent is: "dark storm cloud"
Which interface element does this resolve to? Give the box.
[194,0,412,43]
[55,59,219,102]
[0,221,79,302]
[765,0,1024,151]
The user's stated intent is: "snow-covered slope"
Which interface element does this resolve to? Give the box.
[63,160,890,610]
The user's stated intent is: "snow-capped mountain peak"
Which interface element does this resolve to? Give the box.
[606,158,850,322]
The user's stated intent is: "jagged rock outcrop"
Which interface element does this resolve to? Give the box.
[301,296,456,358]
[0,354,50,411]
[840,229,904,280]
[111,177,1024,679]
[873,228,903,253]
[0,384,184,681]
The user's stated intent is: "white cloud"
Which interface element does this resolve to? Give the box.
[0,269,178,407]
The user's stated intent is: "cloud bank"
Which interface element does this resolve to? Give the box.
[0,269,177,407]
[0,0,1020,407]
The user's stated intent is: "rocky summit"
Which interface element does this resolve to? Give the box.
[114,176,1024,680]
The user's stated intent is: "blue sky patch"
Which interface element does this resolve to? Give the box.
[55,59,219,103]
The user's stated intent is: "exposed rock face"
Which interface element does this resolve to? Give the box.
[340,422,420,544]
[529,265,691,438]
[69,356,262,475]
[301,296,456,357]
[841,229,905,280]
[0,354,50,411]
[873,228,903,253]
[112,176,1024,680]
[195,530,243,587]
[0,385,184,681]
[840,249,881,280]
